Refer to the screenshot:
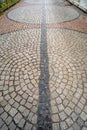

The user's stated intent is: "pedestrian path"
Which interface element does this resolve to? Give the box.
[0,0,87,130]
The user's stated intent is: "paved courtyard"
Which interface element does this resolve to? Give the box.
[0,0,87,130]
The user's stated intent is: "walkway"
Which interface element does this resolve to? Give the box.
[0,0,87,130]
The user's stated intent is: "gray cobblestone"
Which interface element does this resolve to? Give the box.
[0,118,4,127]
[80,112,87,121]
[0,1,87,129]
[24,122,32,130]
[18,118,25,128]
[5,116,12,125]
[14,113,22,124]
[1,112,8,120]
[60,121,68,130]
[0,124,8,130]
[9,122,16,130]
[9,108,17,117]
[59,112,67,121]
[72,123,80,130]
[53,123,59,130]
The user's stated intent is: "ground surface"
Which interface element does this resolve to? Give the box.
[0,0,87,130]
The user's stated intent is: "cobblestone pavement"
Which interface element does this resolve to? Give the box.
[0,0,87,130]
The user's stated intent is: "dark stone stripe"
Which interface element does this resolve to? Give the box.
[37,0,52,130]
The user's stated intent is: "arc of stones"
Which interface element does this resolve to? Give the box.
[7,6,79,24]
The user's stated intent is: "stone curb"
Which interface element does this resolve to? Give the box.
[67,0,87,13]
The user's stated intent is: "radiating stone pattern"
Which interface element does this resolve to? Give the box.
[46,6,79,24]
[0,28,87,130]
[7,6,79,24]
[0,29,41,130]
[7,6,42,24]
[47,29,87,130]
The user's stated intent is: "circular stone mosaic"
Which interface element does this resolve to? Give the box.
[0,29,41,129]
[7,6,42,24]
[47,29,87,129]
[7,6,79,24]
[46,6,79,24]
[0,28,87,130]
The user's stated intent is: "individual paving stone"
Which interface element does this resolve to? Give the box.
[20,99,26,105]
[9,108,17,117]
[59,111,67,121]
[51,91,58,98]
[24,122,32,130]
[18,105,25,113]
[0,107,4,114]
[65,107,72,115]
[75,107,81,114]
[28,112,34,122]
[8,99,15,105]
[71,112,78,121]
[22,109,29,117]
[56,97,62,104]
[5,116,12,125]
[32,114,37,124]
[60,121,68,130]
[13,102,19,109]
[4,95,11,101]
[0,124,8,130]
[25,102,32,109]
[46,6,79,24]
[52,114,59,122]
[53,123,59,130]
[0,118,4,127]
[77,117,85,127]
[58,104,65,111]
[63,99,69,107]
[1,112,8,120]
[51,106,59,114]
[14,113,22,124]
[22,93,28,99]
[7,6,42,24]
[18,118,25,128]
[66,118,73,127]
[80,112,87,121]
[0,100,8,107]
[10,92,16,98]
[4,104,11,112]
[72,123,80,130]
[15,95,22,102]
[9,122,16,130]
[32,106,38,113]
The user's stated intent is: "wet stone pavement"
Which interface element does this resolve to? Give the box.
[0,0,87,130]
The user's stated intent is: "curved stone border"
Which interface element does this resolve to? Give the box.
[7,6,42,24]
[46,6,80,24]
[0,28,41,130]
[0,28,87,130]
[7,6,80,24]
[68,0,87,13]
